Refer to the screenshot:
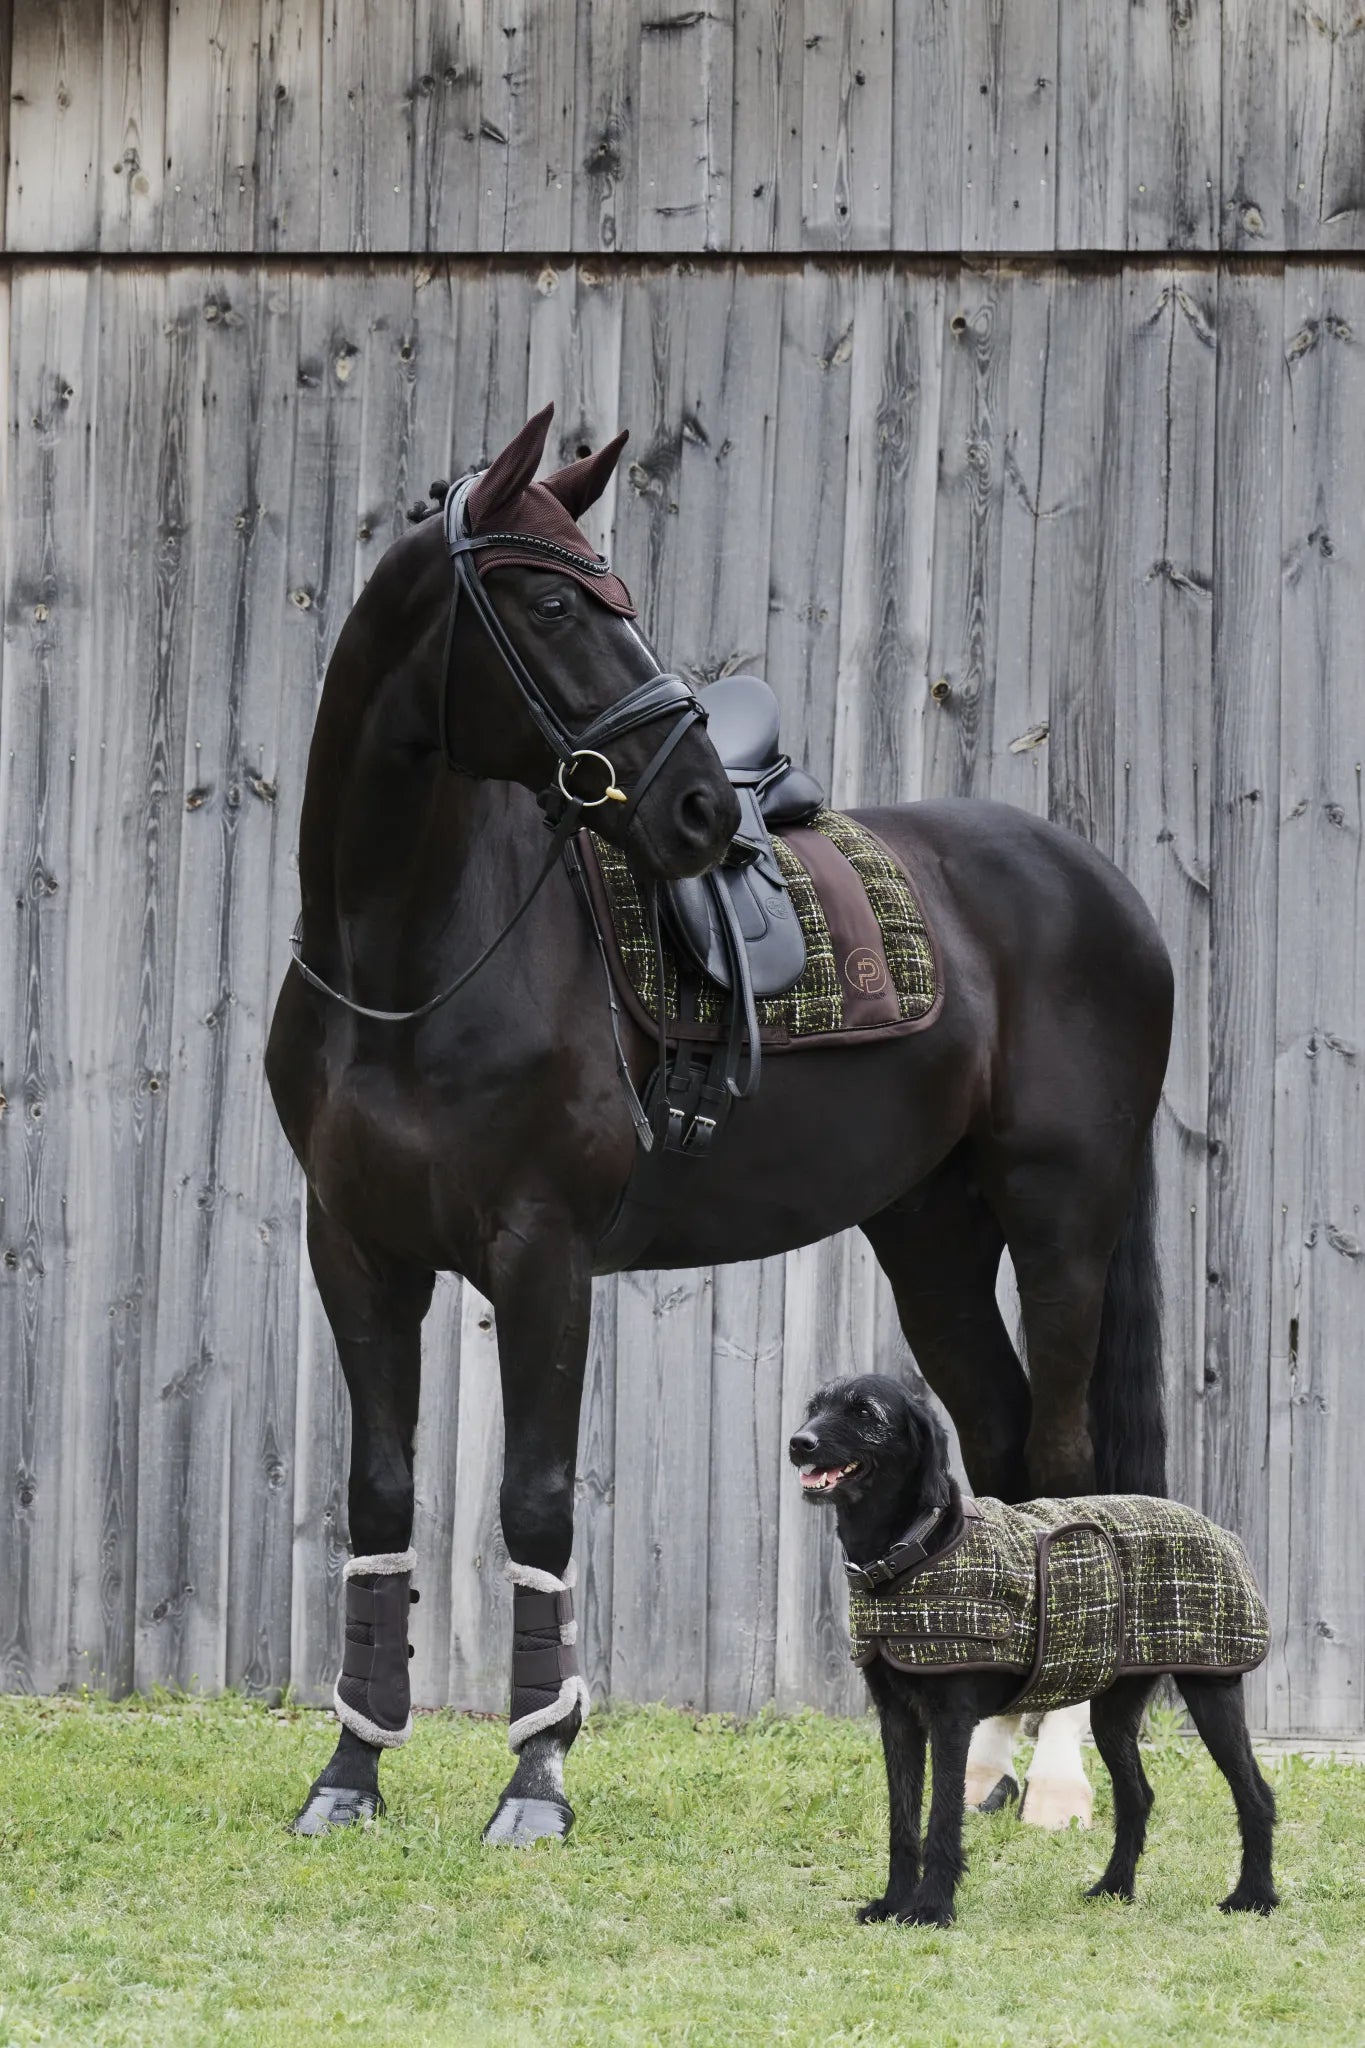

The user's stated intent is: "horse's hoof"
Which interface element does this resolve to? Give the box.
[1021,1772,1093,1830]
[975,1772,1020,1814]
[290,1784,385,1836]
[482,1794,574,1847]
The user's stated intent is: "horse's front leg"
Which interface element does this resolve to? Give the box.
[293,1197,434,1834]
[481,1231,593,1847]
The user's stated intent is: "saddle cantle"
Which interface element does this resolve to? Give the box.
[662,676,824,999]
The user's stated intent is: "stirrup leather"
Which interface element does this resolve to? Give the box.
[507,1559,591,1753]
[334,1548,417,1748]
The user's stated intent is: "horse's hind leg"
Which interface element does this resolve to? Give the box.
[292,1197,433,1835]
[862,1147,1031,1809]
[1177,1675,1278,1913]
[1085,1678,1156,1900]
[481,1229,594,1848]
[862,1146,1031,1502]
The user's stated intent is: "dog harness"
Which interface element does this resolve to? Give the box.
[846,1493,1269,1712]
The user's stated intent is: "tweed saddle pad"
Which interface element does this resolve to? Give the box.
[848,1494,1270,1713]
[579,809,941,1049]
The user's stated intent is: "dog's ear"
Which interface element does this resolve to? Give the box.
[900,1389,952,1505]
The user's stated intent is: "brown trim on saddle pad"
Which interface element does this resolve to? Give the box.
[577,809,943,1053]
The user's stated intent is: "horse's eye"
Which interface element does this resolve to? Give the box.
[534,594,569,620]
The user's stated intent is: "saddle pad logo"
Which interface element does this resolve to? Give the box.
[844,946,888,996]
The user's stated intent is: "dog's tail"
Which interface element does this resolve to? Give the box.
[1088,1123,1166,1495]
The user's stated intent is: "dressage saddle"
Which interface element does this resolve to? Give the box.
[585,673,825,1271]
[661,674,824,1000]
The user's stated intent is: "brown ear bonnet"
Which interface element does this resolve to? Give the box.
[466,405,637,616]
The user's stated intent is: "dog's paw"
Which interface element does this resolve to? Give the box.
[1084,1877,1134,1903]
[1219,1885,1278,1916]
[861,1889,954,1928]
[893,1896,955,1929]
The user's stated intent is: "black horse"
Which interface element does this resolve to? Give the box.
[267,406,1172,1842]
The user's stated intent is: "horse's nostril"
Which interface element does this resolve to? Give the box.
[679,787,717,840]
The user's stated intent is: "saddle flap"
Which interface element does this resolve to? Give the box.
[663,858,807,999]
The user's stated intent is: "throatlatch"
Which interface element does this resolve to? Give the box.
[507,1560,590,1753]
[334,1549,417,1748]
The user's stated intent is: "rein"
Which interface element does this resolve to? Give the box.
[289,473,704,1108]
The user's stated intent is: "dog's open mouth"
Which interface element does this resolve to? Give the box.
[799,1461,861,1494]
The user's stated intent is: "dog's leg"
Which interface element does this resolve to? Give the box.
[888,1702,974,1927]
[1022,1702,1094,1829]
[965,1715,1022,1810]
[1084,1678,1156,1901]
[1177,1675,1278,1914]
[858,1687,926,1924]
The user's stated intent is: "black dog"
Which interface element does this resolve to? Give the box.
[790,1374,1278,1927]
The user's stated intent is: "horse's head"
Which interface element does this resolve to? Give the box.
[440,404,739,879]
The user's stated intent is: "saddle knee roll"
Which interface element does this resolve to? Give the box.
[507,1559,591,1753]
[334,1548,417,1748]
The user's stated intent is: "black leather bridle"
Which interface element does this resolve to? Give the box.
[290,473,708,1055]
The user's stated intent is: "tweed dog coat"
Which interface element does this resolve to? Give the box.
[848,1494,1269,1712]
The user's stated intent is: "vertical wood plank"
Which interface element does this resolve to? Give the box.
[636,9,733,252]
[1055,0,1129,250]
[830,264,943,817]
[446,1286,507,1711]
[1285,0,1365,252]
[0,269,96,1690]
[774,1234,874,1715]
[800,1,892,250]
[319,2,414,251]
[136,269,314,1695]
[7,0,102,251]
[256,0,324,250]
[891,0,965,252]
[730,0,803,252]
[279,270,372,1699]
[960,0,1058,253]
[923,264,1012,800]
[764,264,856,782]
[63,270,183,1696]
[1041,266,1124,855]
[1127,0,1221,252]
[1204,261,1283,1730]
[576,1281,617,1703]
[1112,266,1216,1512]
[611,1267,714,1704]
[411,2,483,252]
[1220,0,1284,249]
[984,266,1053,815]
[1269,266,1365,1732]
[705,1259,784,1714]
[98,0,169,251]
[480,0,575,252]
[570,0,640,255]
[161,0,259,252]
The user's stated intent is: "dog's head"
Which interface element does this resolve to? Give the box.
[788,1374,951,1512]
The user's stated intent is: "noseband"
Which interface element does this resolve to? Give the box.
[290,472,707,1052]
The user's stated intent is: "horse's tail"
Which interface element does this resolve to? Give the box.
[1089,1123,1166,1495]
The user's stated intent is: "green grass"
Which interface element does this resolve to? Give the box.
[0,1696,1360,2047]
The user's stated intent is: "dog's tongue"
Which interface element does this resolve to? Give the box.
[800,1465,845,1492]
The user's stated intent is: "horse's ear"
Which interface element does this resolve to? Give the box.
[542,429,629,518]
[468,403,555,530]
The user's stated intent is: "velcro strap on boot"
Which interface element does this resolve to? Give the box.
[334,1548,416,1748]
[507,1562,591,1753]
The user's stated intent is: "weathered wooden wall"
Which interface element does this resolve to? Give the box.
[1,255,1360,1735]
[4,1,1364,255]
